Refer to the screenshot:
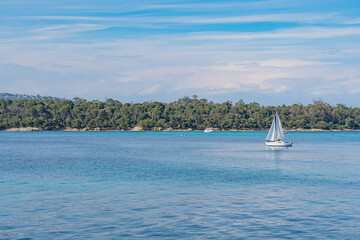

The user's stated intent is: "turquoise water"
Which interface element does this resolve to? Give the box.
[1,131,360,239]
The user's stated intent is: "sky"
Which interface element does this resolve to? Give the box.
[1,0,360,105]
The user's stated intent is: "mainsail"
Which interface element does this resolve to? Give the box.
[266,112,285,141]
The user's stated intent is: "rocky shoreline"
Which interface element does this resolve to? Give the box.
[2,127,359,132]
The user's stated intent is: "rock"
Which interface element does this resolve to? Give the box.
[131,126,144,131]
[63,127,80,131]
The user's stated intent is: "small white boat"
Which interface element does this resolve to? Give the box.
[265,112,292,147]
[204,128,213,133]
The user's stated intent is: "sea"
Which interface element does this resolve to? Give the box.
[1,131,360,239]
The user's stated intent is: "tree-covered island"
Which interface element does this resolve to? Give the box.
[0,96,359,131]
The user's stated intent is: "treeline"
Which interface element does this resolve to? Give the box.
[0,96,359,130]
[0,92,66,101]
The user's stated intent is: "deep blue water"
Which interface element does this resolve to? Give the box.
[1,131,360,239]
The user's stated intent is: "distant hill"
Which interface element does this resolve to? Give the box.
[0,93,66,101]
[0,93,41,100]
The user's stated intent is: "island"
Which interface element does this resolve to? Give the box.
[0,95,359,131]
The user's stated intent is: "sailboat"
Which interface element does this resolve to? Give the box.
[265,112,292,147]
[204,128,213,133]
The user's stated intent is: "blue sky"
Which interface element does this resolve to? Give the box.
[1,0,360,105]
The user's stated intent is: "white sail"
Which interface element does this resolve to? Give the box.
[266,112,284,141]
[275,112,284,140]
[266,116,276,141]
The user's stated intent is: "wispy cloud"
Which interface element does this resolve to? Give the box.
[188,26,360,40]
[159,13,340,24]
[345,19,360,24]
[257,59,337,68]
[32,24,108,33]
[138,84,161,95]
[7,24,110,41]
[17,16,117,21]
[17,12,340,24]
[142,0,286,10]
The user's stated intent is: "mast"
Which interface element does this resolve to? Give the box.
[274,113,277,139]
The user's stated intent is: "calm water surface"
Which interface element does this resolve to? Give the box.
[1,131,360,239]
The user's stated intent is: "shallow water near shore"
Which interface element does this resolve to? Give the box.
[1,131,360,239]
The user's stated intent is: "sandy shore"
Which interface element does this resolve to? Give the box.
[2,127,360,132]
[4,127,42,131]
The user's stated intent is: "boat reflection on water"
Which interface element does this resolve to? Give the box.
[266,145,292,160]
[266,145,292,151]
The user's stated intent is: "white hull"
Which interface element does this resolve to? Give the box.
[204,129,213,133]
[265,141,292,147]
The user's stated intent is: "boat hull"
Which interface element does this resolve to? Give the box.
[265,141,292,147]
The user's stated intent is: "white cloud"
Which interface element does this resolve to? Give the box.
[0,33,359,104]
[1,53,359,104]
[105,60,359,99]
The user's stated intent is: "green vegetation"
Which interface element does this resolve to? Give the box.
[0,96,359,130]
